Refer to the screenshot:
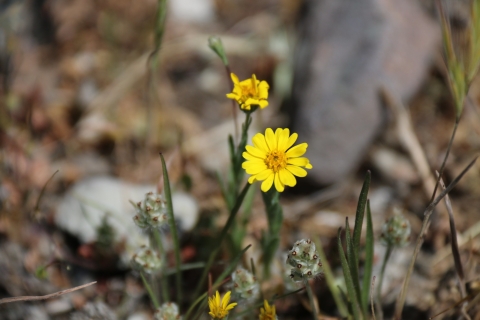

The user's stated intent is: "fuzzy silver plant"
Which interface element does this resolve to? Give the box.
[131,245,162,274]
[380,213,411,248]
[286,239,323,282]
[154,302,182,320]
[132,192,168,229]
[231,267,259,300]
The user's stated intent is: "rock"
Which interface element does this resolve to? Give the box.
[55,176,199,262]
[291,0,439,184]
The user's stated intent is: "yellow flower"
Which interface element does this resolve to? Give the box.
[208,291,237,319]
[259,300,277,320]
[226,73,269,111]
[242,128,312,192]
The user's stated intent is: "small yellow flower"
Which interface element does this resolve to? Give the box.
[259,300,277,320]
[242,128,312,192]
[208,291,237,319]
[226,73,269,111]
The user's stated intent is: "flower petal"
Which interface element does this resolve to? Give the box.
[265,128,276,150]
[261,174,274,192]
[248,175,257,183]
[286,165,307,177]
[287,157,311,167]
[242,162,267,174]
[277,128,290,151]
[252,133,269,153]
[230,73,239,84]
[246,145,266,158]
[258,100,268,108]
[226,93,239,99]
[274,173,284,192]
[222,291,231,309]
[258,81,269,99]
[242,151,264,161]
[256,169,273,181]
[279,168,297,187]
[286,143,308,158]
[286,132,298,150]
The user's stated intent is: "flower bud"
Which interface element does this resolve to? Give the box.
[131,245,162,274]
[286,239,323,282]
[154,302,182,320]
[231,267,259,300]
[132,192,168,229]
[380,212,411,247]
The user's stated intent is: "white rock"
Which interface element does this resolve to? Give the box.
[55,176,199,261]
[170,0,214,24]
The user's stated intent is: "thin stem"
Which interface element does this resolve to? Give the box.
[304,279,319,319]
[376,245,392,320]
[192,183,251,299]
[394,156,477,319]
[225,64,239,143]
[141,272,159,309]
[429,120,459,203]
[153,230,170,302]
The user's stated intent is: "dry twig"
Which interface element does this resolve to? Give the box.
[0,281,96,305]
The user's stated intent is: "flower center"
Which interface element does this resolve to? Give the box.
[265,150,287,173]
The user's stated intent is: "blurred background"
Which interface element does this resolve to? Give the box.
[1,0,480,319]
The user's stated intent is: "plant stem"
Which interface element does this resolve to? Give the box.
[141,272,159,309]
[153,230,170,302]
[376,245,392,320]
[394,156,477,319]
[429,120,459,203]
[192,183,251,299]
[304,279,319,319]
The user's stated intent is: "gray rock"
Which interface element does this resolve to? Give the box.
[55,176,199,263]
[292,0,439,184]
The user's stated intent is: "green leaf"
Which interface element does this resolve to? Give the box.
[361,200,374,314]
[159,153,183,304]
[353,171,371,265]
[346,218,362,312]
[338,228,363,320]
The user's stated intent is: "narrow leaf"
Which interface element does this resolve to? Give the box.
[346,218,362,312]
[159,153,182,304]
[338,228,362,320]
[361,200,374,313]
[353,171,371,263]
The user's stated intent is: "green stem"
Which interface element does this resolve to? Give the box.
[141,272,159,309]
[314,236,349,317]
[159,154,182,305]
[153,230,170,302]
[192,183,251,299]
[304,279,319,319]
[376,245,392,320]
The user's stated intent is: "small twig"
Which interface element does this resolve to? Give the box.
[394,156,478,319]
[33,170,59,219]
[0,281,96,305]
[437,172,466,297]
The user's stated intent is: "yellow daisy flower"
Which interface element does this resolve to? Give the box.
[242,128,312,192]
[259,300,277,320]
[226,73,269,111]
[208,290,237,319]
